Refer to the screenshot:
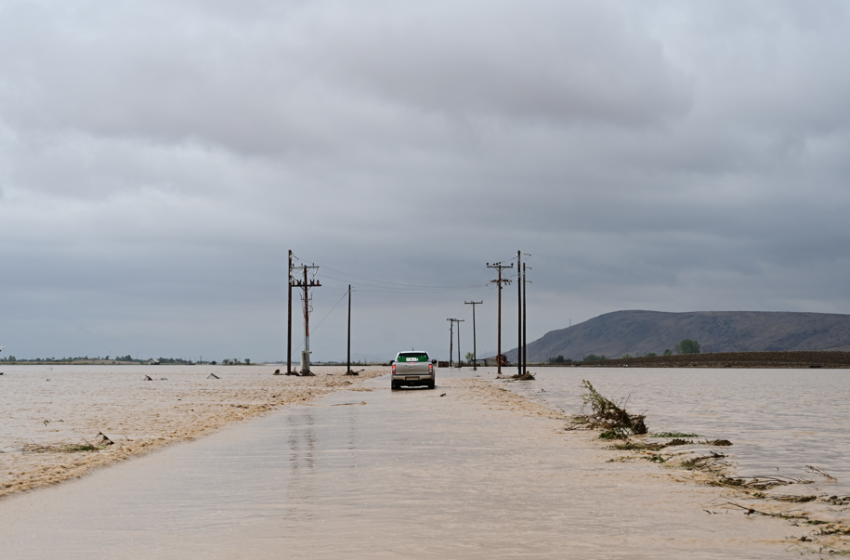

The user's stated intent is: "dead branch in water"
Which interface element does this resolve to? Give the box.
[807,465,838,481]
[709,474,812,490]
[576,380,647,438]
[724,501,811,521]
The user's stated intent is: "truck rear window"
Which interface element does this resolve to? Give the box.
[398,352,429,362]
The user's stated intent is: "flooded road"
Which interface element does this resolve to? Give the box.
[0,371,805,559]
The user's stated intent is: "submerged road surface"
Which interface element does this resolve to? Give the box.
[0,372,801,559]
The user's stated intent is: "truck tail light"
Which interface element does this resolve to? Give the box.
[392,364,396,374]
[429,363,433,373]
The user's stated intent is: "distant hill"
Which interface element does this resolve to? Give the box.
[504,310,850,362]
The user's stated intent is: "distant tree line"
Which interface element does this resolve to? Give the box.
[547,355,573,364]
[547,339,701,363]
[220,358,251,365]
[1,355,217,364]
[674,339,700,354]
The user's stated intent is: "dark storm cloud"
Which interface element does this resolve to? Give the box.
[1,0,849,360]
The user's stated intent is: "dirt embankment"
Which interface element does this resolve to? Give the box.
[565,350,850,368]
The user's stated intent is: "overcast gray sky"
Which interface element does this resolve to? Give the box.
[1,0,849,362]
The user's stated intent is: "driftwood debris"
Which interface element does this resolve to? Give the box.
[806,465,838,481]
[573,380,647,438]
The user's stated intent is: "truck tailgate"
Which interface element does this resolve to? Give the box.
[396,361,429,375]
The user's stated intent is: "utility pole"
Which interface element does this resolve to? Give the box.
[517,250,522,378]
[523,262,530,375]
[447,318,464,367]
[346,284,352,374]
[447,318,455,367]
[456,318,464,368]
[486,261,513,374]
[287,250,293,375]
[464,301,483,370]
[291,263,321,375]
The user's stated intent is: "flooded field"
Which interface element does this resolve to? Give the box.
[0,367,841,558]
[0,364,384,497]
[496,366,850,495]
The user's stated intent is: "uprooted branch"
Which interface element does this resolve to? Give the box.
[574,380,647,438]
[807,465,838,481]
[724,501,811,521]
[709,474,813,490]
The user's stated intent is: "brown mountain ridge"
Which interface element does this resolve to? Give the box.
[505,310,850,362]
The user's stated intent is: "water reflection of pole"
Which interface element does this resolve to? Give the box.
[286,411,317,522]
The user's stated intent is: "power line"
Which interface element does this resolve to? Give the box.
[310,288,349,335]
[317,275,484,292]
[319,266,484,290]
[289,287,348,355]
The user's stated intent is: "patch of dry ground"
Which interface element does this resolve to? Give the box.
[0,366,384,499]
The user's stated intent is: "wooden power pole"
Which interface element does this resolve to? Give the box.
[346,284,352,374]
[456,318,464,367]
[447,318,455,367]
[287,250,293,375]
[464,300,483,370]
[523,262,530,375]
[517,251,522,377]
[486,261,513,373]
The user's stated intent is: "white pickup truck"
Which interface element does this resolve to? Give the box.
[391,351,436,390]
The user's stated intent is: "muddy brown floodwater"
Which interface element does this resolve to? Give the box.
[0,365,384,498]
[0,368,823,559]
